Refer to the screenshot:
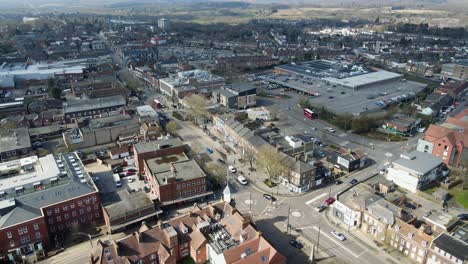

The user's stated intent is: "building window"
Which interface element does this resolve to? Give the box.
[9,241,14,248]
[7,232,12,239]
[95,212,100,218]
[20,236,30,244]
[47,210,52,216]
[33,223,39,231]
[72,211,77,217]
[50,227,55,232]
[63,205,68,211]
[18,227,28,235]
[78,201,82,206]
[49,219,54,224]
[79,209,84,215]
[70,203,75,209]
[58,225,63,230]
[55,208,60,214]
[35,232,41,239]
[92,196,97,202]
[87,206,91,212]
[85,198,90,205]
[81,217,86,223]
[64,214,69,220]
[56,216,61,222]
[94,204,99,210]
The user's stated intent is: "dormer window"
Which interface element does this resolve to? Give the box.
[395,225,400,231]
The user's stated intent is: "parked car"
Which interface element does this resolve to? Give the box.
[125,171,135,176]
[316,204,327,212]
[334,180,343,185]
[263,194,277,202]
[113,167,123,174]
[217,158,225,164]
[379,169,386,175]
[95,150,107,157]
[324,197,335,206]
[205,147,214,154]
[237,176,248,185]
[331,230,346,241]
[349,179,359,185]
[458,214,468,220]
[228,166,237,173]
[92,176,100,182]
[289,240,304,249]
[404,202,417,210]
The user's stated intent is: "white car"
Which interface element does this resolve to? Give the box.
[326,127,336,133]
[237,176,248,185]
[228,166,237,173]
[331,230,346,241]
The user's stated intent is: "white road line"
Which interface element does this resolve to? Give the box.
[312,226,365,258]
[305,193,327,205]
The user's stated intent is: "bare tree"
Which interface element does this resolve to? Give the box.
[256,145,288,181]
[183,94,209,125]
[243,148,256,171]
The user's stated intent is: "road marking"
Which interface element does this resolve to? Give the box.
[312,226,364,258]
[305,193,327,205]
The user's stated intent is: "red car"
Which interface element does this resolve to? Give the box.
[125,171,135,176]
[324,197,335,206]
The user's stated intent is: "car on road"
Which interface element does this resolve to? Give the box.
[289,239,304,249]
[92,176,100,182]
[349,179,359,185]
[324,197,335,206]
[32,142,43,149]
[311,127,317,131]
[404,202,417,210]
[228,166,237,173]
[331,230,346,241]
[205,147,214,154]
[335,179,343,185]
[125,170,135,176]
[319,143,327,147]
[286,106,291,110]
[379,169,386,175]
[263,194,277,202]
[237,175,248,185]
[316,204,327,212]
[326,127,336,133]
[217,158,225,164]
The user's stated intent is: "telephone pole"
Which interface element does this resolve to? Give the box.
[286,203,291,234]
[315,227,321,255]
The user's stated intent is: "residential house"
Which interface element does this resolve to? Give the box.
[417,124,466,167]
[426,225,468,264]
[387,219,434,263]
[63,95,126,123]
[435,80,468,101]
[386,151,444,193]
[383,115,421,137]
[90,202,285,264]
[327,148,368,173]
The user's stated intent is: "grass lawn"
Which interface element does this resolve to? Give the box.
[423,185,438,195]
[449,185,468,209]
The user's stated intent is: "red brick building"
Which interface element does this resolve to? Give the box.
[133,138,186,175]
[0,153,102,262]
[143,154,211,206]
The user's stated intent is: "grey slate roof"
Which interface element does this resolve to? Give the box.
[17,180,95,209]
[64,95,126,114]
[393,150,443,175]
[0,205,42,229]
[433,233,468,261]
[0,127,31,153]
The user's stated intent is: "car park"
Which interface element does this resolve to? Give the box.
[263,194,277,202]
[324,197,335,206]
[331,230,346,241]
[289,240,304,249]
[237,176,248,185]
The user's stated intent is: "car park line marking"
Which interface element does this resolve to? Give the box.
[306,193,327,205]
[312,226,360,258]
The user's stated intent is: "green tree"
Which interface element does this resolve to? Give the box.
[47,78,61,99]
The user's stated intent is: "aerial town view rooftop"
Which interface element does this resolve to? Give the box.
[0,0,466,263]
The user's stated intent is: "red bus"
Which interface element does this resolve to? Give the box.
[304,108,317,119]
